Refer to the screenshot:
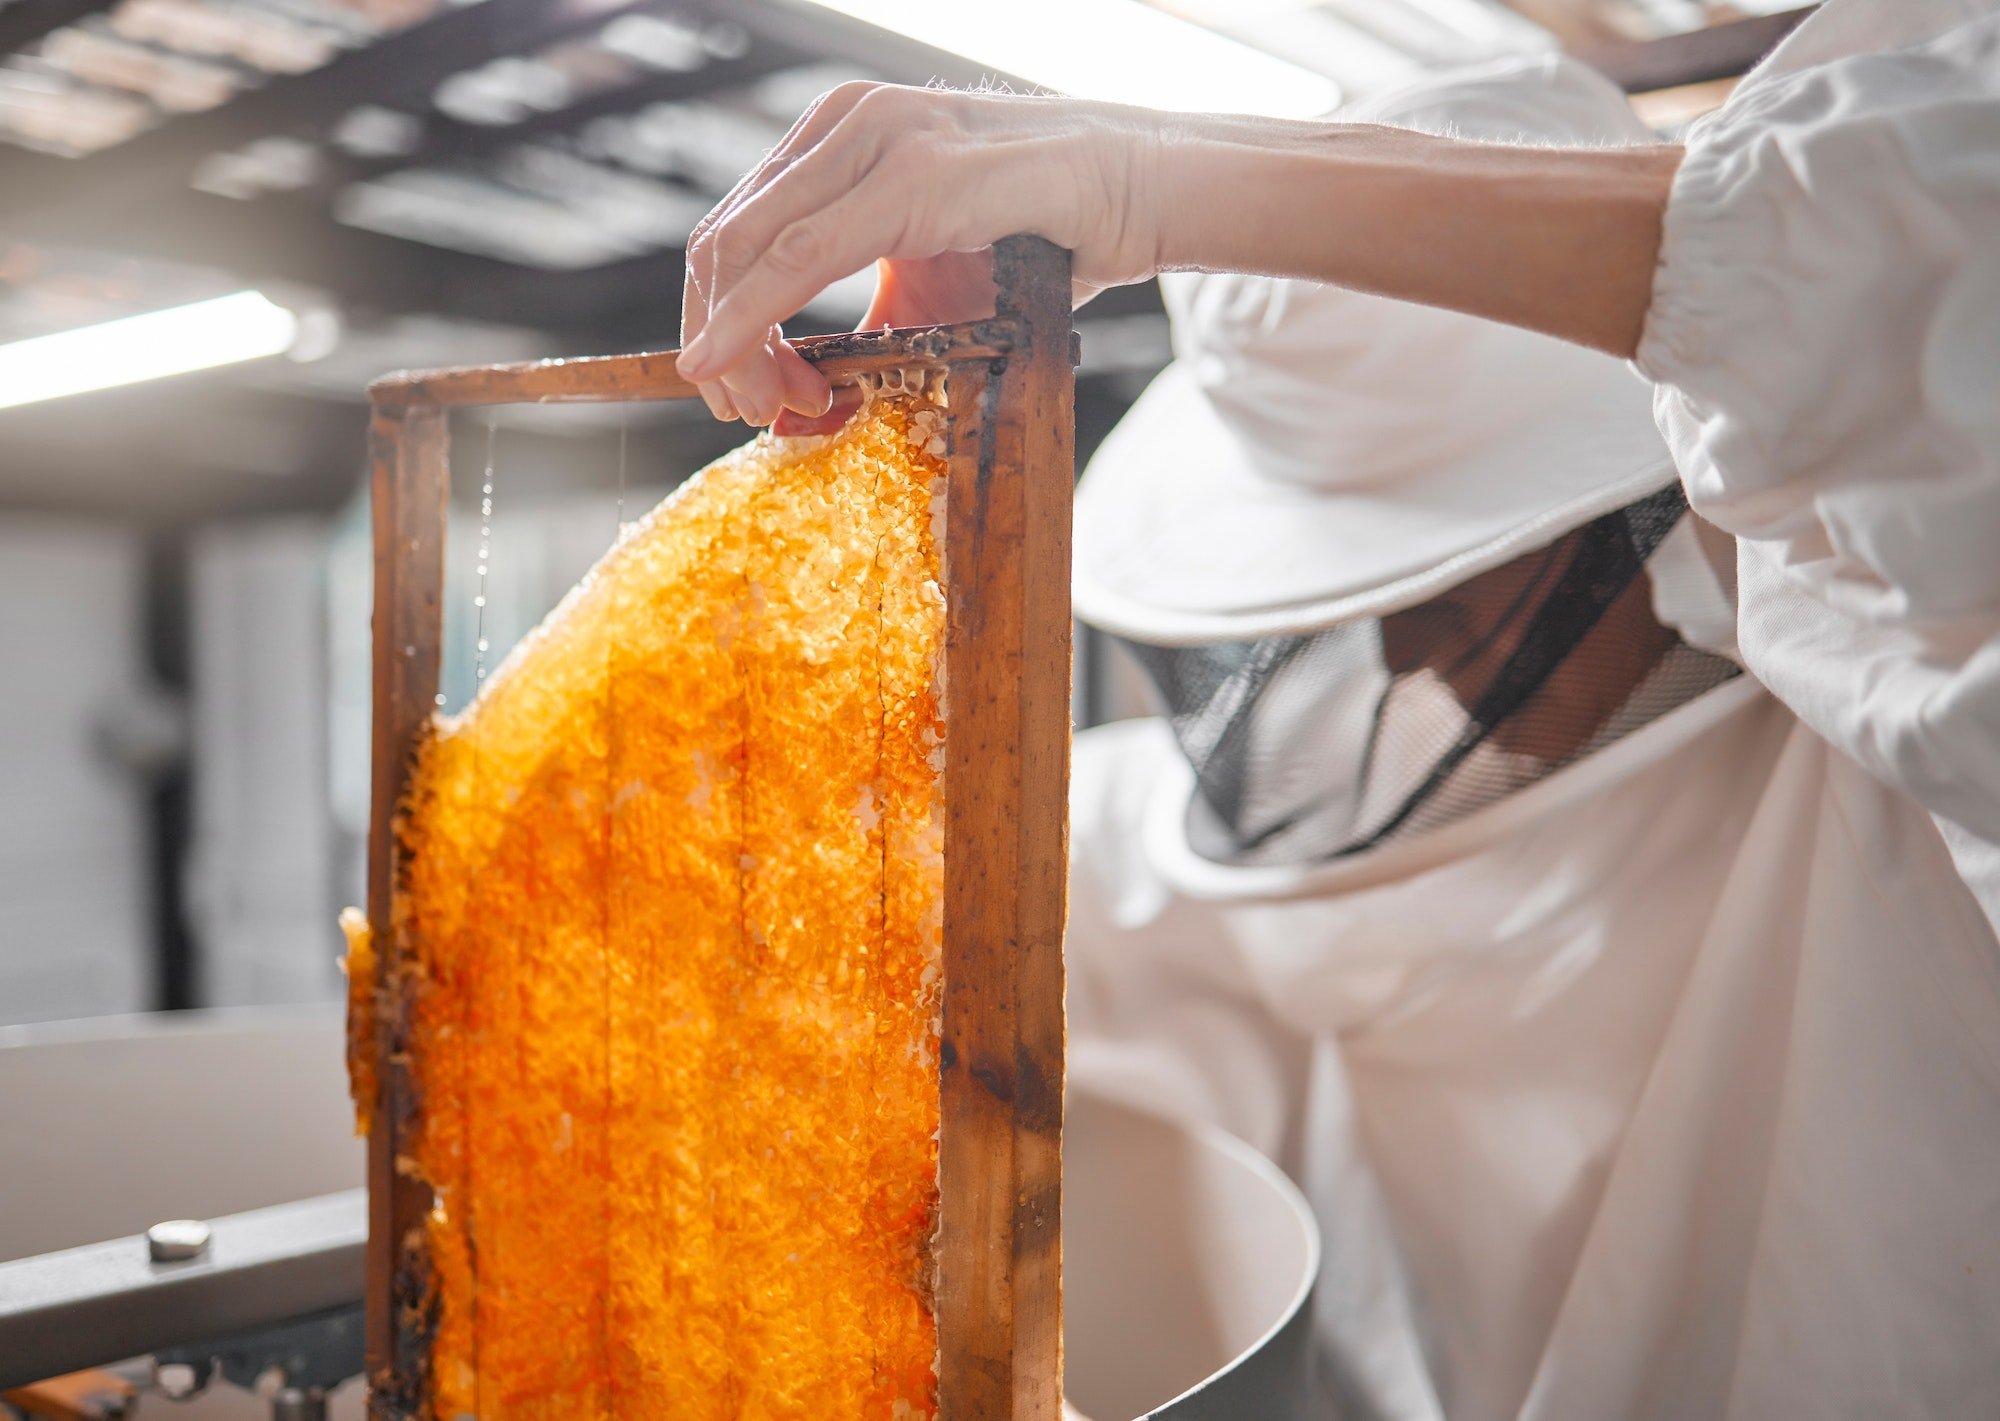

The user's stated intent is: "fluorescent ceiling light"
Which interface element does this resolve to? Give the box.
[0,290,299,411]
[798,0,1342,117]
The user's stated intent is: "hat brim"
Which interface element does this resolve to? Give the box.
[1073,361,1680,646]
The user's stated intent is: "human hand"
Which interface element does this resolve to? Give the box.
[770,246,996,436]
[676,81,1168,428]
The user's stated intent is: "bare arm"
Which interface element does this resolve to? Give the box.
[676,84,1679,425]
[1156,117,1680,358]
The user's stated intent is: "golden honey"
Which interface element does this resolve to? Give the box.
[354,393,948,1419]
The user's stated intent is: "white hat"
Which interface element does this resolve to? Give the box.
[1073,55,1674,646]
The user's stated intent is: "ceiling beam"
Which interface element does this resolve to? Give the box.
[0,144,687,338]
[5,126,1168,346]
[1580,6,1816,93]
[5,148,490,307]
[0,0,119,59]
[311,39,810,197]
[0,380,368,519]
[0,0,1169,359]
[0,0,663,237]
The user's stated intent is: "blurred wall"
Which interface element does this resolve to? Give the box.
[0,518,153,1024]
[185,518,342,1007]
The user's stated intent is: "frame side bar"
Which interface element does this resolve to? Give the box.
[936,236,1073,1421]
[364,402,448,1420]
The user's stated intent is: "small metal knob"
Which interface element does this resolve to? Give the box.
[155,1362,205,1400]
[146,1219,212,1263]
[271,1387,328,1421]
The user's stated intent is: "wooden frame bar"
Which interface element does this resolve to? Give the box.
[935,236,1071,1421]
[362,399,446,1421]
[361,235,1073,1420]
[369,322,1024,412]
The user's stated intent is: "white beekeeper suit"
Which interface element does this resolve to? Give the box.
[1064,15,2000,1420]
[1640,0,2000,930]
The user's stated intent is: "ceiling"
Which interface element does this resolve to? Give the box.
[0,0,1815,516]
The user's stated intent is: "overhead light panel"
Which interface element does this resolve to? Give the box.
[0,290,299,411]
[797,0,1342,117]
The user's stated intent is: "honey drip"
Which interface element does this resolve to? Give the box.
[369,393,949,1419]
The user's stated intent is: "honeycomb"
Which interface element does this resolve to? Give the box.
[359,389,950,1420]
[339,906,377,1140]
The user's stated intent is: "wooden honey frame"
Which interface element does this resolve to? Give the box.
[360,235,1073,1420]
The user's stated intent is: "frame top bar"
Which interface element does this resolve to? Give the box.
[369,319,1026,411]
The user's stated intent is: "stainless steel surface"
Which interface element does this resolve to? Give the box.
[0,1190,364,1390]
[0,1008,361,1264]
[271,1387,329,1421]
[147,1218,214,1263]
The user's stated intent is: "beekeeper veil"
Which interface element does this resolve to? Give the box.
[1073,55,1741,868]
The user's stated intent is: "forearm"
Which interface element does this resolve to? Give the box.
[1154,118,1682,359]
[676,82,1682,419]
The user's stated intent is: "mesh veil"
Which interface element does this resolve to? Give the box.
[1121,488,1741,866]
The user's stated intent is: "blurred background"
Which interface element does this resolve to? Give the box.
[0,0,1816,1030]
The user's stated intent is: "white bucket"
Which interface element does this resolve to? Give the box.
[1065,1092,1321,1420]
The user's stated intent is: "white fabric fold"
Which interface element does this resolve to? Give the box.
[1637,0,2000,915]
[1068,708,2000,1420]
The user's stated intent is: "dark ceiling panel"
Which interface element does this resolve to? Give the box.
[314,39,811,196]
[0,0,1157,351]
[0,0,121,60]
[0,0,662,237]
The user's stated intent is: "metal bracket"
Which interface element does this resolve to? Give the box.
[0,1192,363,1391]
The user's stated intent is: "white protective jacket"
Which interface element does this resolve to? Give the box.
[1066,5,2000,1417]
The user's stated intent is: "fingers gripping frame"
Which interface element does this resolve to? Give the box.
[361,236,1073,1420]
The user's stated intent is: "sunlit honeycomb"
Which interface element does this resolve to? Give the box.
[350,390,950,1419]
